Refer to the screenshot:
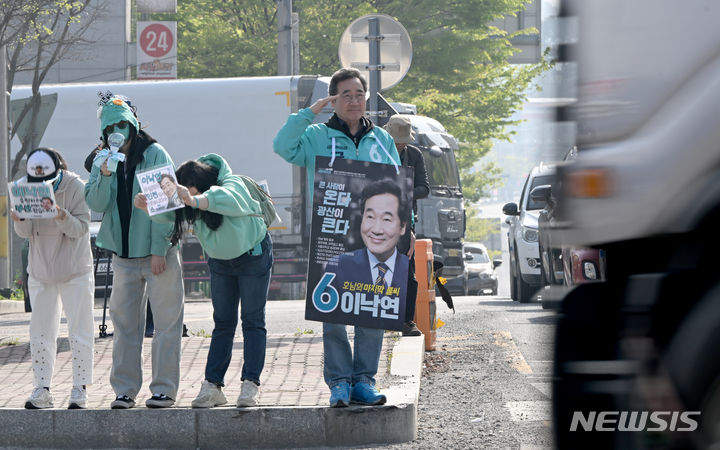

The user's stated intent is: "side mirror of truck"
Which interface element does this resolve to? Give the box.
[493,259,503,269]
[464,252,474,261]
[502,202,519,216]
[428,145,443,158]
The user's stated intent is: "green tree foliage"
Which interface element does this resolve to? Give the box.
[176,0,552,200]
[465,207,501,243]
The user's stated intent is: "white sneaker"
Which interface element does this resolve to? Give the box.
[191,380,227,408]
[236,380,259,407]
[25,387,53,409]
[69,386,87,409]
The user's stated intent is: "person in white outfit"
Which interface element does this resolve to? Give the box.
[11,148,95,409]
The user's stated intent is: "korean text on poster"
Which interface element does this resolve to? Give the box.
[304,156,414,331]
[135,165,184,216]
[8,181,57,219]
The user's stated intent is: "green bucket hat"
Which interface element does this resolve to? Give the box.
[100,96,139,135]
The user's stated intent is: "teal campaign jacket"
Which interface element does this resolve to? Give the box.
[151,154,267,260]
[84,143,175,257]
[273,108,400,194]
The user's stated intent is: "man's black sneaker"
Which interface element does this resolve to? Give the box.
[402,321,422,337]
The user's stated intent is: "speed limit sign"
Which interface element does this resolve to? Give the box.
[137,21,177,79]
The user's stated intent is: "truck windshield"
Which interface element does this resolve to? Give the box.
[417,132,461,190]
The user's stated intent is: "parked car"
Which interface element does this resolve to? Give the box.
[531,148,605,287]
[503,163,555,302]
[90,221,113,299]
[464,242,501,295]
[443,257,469,296]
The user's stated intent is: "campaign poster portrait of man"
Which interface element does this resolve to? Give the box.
[306,157,413,331]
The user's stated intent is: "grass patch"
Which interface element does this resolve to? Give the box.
[0,287,24,300]
[0,337,19,347]
[294,328,315,336]
[190,328,212,338]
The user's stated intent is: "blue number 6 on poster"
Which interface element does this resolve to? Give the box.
[312,273,339,313]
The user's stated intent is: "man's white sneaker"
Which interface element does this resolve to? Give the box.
[69,386,87,409]
[236,380,259,407]
[191,380,227,408]
[25,387,53,409]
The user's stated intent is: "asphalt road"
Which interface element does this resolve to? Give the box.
[181,242,557,449]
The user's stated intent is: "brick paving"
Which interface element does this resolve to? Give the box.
[0,305,392,410]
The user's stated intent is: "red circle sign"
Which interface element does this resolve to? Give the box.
[139,23,174,58]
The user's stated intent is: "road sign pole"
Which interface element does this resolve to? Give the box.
[367,17,381,125]
[0,45,9,289]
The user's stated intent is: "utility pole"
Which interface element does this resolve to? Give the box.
[277,0,293,75]
[292,12,300,75]
[0,45,9,289]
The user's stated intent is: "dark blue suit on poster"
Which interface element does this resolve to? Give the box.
[321,247,408,331]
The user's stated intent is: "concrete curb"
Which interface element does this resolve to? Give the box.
[0,336,424,449]
[0,300,24,315]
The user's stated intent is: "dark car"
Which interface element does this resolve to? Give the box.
[464,242,501,296]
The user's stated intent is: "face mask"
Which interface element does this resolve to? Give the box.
[110,125,130,142]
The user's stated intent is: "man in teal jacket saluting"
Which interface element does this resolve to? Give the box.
[274,68,400,408]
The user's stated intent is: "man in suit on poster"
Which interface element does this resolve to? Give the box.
[325,179,410,314]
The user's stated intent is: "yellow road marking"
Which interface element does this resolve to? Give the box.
[493,331,533,375]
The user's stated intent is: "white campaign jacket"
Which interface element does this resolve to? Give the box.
[13,170,94,283]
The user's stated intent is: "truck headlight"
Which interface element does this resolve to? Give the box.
[522,226,538,242]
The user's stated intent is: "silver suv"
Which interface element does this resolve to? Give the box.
[502,163,555,302]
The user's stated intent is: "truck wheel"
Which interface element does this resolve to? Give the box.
[664,282,720,446]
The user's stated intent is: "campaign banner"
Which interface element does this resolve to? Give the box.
[305,156,413,331]
[8,181,57,219]
[135,165,184,216]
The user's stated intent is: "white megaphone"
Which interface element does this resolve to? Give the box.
[105,132,126,172]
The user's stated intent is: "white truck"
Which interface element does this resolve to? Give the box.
[10,75,466,299]
[551,1,720,448]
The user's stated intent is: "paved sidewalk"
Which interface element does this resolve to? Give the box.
[0,299,423,448]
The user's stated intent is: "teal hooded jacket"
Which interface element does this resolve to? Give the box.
[151,154,267,260]
[84,143,175,257]
[273,108,401,194]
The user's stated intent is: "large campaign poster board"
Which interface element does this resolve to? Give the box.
[135,165,185,216]
[8,181,57,219]
[305,156,414,331]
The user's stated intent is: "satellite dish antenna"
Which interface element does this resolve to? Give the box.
[338,14,412,91]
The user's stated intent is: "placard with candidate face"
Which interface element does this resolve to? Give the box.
[8,181,57,219]
[135,165,184,216]
[305,156,413,331]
